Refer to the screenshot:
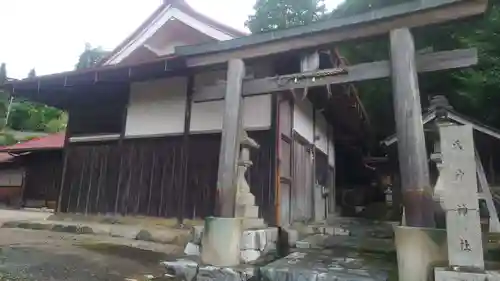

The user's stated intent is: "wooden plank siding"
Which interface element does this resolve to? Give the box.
[22,151,63,205]
[59,131,276,223]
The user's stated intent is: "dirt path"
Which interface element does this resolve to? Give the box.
[0,228,182,280]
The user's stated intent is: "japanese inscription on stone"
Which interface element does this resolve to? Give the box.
[440,124,484,270]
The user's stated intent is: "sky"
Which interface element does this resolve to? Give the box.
[0,0,343,79]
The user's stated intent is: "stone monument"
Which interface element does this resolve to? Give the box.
[235,130,266,229]
[183,129,278,265]
[434,124,499,280]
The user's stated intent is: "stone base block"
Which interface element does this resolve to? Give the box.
[240,227,277,251]
[163,258,256,281]
[281,228,299,247]
[189,226,278,251]
[185,242,200,256]
[191,225,204,244]
[197,265,255,281]
[201,217,242,267]
[186,225,278,264]
[395,226,447,281]
[240,250,261,264]
[163,259,199,281]
[435,267,500,281]
[296,240,311,249]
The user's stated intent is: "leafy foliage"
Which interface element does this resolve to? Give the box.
[0,43,103,139]
[331,0,411,18]
[8,100,65,133]
[4,68,66,133]
[75,43,109,70]
[335,0,500,136]
[0,132,17,146]
[442,4,500,129]
[246,0,326,33]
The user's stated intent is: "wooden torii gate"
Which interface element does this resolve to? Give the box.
[183,0,488,228]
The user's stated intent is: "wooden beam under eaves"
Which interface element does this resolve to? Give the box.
[194,48,477,102]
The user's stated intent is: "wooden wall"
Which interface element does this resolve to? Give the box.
[59,131,276,223]
[22,151,62,204]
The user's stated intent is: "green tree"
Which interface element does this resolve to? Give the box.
[332,0,410,18]
[7,69,66,133]
[45,113,67,133]
[246,0,326,33]
[27,68,36,78]
[329,0,500,138]
[0,63,6,85]
[75,43,109,69]
[0,63,10,131]
[0,132,17,146]
[440,4,500,128]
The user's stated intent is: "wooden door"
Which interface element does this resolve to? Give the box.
[314,150,329,221]
[276,94,293,226]
[291,135,314,222]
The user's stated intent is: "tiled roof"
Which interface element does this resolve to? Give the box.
[0,133,65,153]
[0,153,14,163]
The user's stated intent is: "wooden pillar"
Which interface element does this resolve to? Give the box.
[390,28,435,227]
[327,126,337,218]
[114,85,131,214]
[177,74,195,224]
[215,59,245,218]
[56,112,72,213]
[301,52,321,221]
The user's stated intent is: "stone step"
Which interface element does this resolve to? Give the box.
[295,234,395,254]
[297,217,396,239]
[260,249,391,281]
[235,205,259,218]
[237,194,256,206]
[242,218,266,229]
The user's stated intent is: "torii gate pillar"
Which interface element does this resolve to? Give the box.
[390,28,435,227]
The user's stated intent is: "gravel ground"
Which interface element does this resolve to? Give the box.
[0,228,183,281]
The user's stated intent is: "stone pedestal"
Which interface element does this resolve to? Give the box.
[394,226,448,281]
[200,217,242,267]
